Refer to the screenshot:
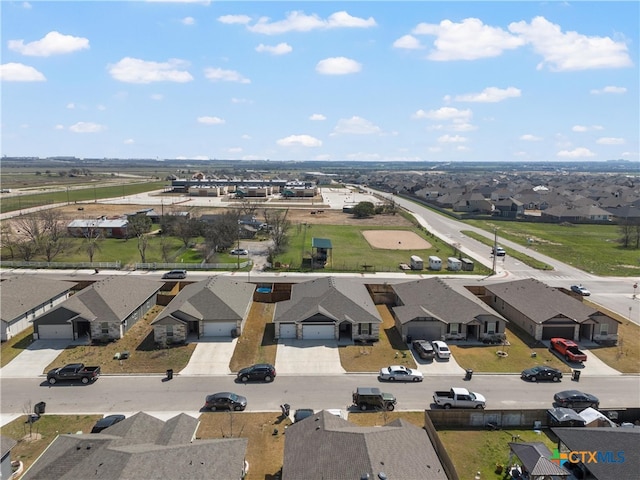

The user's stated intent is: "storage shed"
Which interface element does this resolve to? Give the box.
[447,257,462,271]
[460,258,474,271]
[428,256,442,271]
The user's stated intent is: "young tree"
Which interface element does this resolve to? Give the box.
[39,209,71,262]
[159,235,175,263]
[203,210,241,260]
[262,208,291,254]
[137,234,149,263]
[1,223,17,259]
[83,226,102,262]
[352,201,375,218]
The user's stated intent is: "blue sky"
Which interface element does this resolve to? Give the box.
[1,1,638,162]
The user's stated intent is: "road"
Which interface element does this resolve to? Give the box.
[2,374,638,419]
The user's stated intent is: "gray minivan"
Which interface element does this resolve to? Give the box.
[162,269,187,279]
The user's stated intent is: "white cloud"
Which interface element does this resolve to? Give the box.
[181,17,195,26]
[276,134,322,147]
[332,116,382,135]
[109,57,193,84]
[247,10,376,35]
[454,86,521,103]
[255,43,293,55]
[428,146,442,153]
[520,134,542,141]
[69,122,105,133]
[197,116,225,125]
[150,94,164,101]
[22,2,32,9]
[97,104,106,111]
[218,14,252,25]
[124,138,135,144]
[557,147,596,158]
[309,114,326,121]
[8,31,89,57]
[66,103,75,109]
[423,107,472,121]
[393,35,423,50]
[572,125,604,132]
[54,124,64,130]
[508,16,633,71]
[204,67,250,83]
[413,18,524,61]
[596,137,624,145]
[590,86,627,94]
[231,98,252,104]
[316,57,361,75]
[411,109,429,120]
[450,122,477,132]
[456,145,471,152]
[241,134,251,140]
[0,62,46,81]
[438,134,468,143]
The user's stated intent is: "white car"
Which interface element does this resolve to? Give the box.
[431,340,451,360]
[378,365,424,382]
[230,248,249,255]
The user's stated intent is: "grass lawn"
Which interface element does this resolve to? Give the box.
[339,305,416,372]
[230,303,278,372]
[43,306,196,374]
[461,230,552,270]
[1,327,34,368]
[2,414,102,474]
[464,219,640,277]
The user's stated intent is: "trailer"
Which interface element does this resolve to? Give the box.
[447,257,462,271]
[428,256,442,271]
[409,255,423,270]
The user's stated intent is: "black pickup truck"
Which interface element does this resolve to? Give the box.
[46,363,101,384]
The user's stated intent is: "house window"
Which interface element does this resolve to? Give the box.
[101,322,109,335]
[599,324,608,335]
[487,322,496,335]
[166,325,174,337]
[359,323,370,335]
[450,324,459,335]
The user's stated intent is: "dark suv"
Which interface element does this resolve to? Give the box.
[412,339,435,360]
[237,363,276,382]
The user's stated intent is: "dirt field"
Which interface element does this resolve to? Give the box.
[362,230,432,250]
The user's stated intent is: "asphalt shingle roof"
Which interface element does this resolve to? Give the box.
[0,276,72,321]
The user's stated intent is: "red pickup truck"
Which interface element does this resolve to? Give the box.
[550,338,587,363]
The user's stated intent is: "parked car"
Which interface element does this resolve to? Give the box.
[46,363,101,385]
[521,365,563,382]
[550,338,587,363]
[237,363,276,382]
[412,340,435,360]
[230,248,249,255]
[293,408,315,423]
[352,387,396,411]
[553,390,600,410]
[491,246,506,256]
[91,414,126,433]
[433,387,486,409]
[162,269,187,279]
[379,365,423,382]
[570,284,591,296]
[204,392,247,411]
[431,340,451,360]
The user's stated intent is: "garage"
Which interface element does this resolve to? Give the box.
[302,324,335,340]
[542,326,576,340]
[203,321,237,337]
[37,324,73,340]
[279,323,297,339]
[407,323,442,342]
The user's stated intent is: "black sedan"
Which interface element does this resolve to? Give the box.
[553,390,599,409]
[204,392,247,411]
[521,365,563,382]
[91,414,126,433]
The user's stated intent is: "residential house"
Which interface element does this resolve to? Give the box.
[67,217,129,239]
[483,278,619,343]
[273,277,382,341]
[391,278,508,342]
[1,435,17,480]
[0,276,72,341]
[33,276,160,341]
[551,427,639,480]
[452,192,494,214]
[541,205,612,223]
[506,442,569,479]
[19,412,249,480]
[152,276,255,344]
[493,197,525,218]
[282,410,448,480]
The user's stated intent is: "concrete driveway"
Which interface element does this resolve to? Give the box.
[178,338,237,376]
[412,352,467,376]
[557,347,622,377]
[0,339,73,378]
[275,340,346,375]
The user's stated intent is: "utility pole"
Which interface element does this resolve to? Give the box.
[492,228,498,276]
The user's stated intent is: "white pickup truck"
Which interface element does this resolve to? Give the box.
[433,387,486,409]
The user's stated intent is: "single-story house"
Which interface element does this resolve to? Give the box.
[273,277,382,341]
[67,217,129,239]
[483,278,620,343]
[551,427,639,480]
[1,435,17,480]
[33,276,160,341]
[391,277,508,342]
[151,276,255,344]
[507,442,569,479]
[1,276,72,341]
[282,410,448,480]
[20,412,249,480]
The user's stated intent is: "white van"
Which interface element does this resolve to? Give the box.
[431,340,451,360]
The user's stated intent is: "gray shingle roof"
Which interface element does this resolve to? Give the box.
[151,276,254,325]
[0,434,17,459]
[274,277,382,325]
[20,412,247,480]
[508,442,569,477]
[1,276,72,321]
[484,278,597,324]
[282,410,447,480]
[392,277,507,325]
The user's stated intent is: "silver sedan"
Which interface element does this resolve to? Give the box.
[379,365,424,382]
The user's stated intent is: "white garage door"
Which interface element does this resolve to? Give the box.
[38,324,73,340]
[203,322,237,337]
[279,323,297,339]
[302,324,335,340]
